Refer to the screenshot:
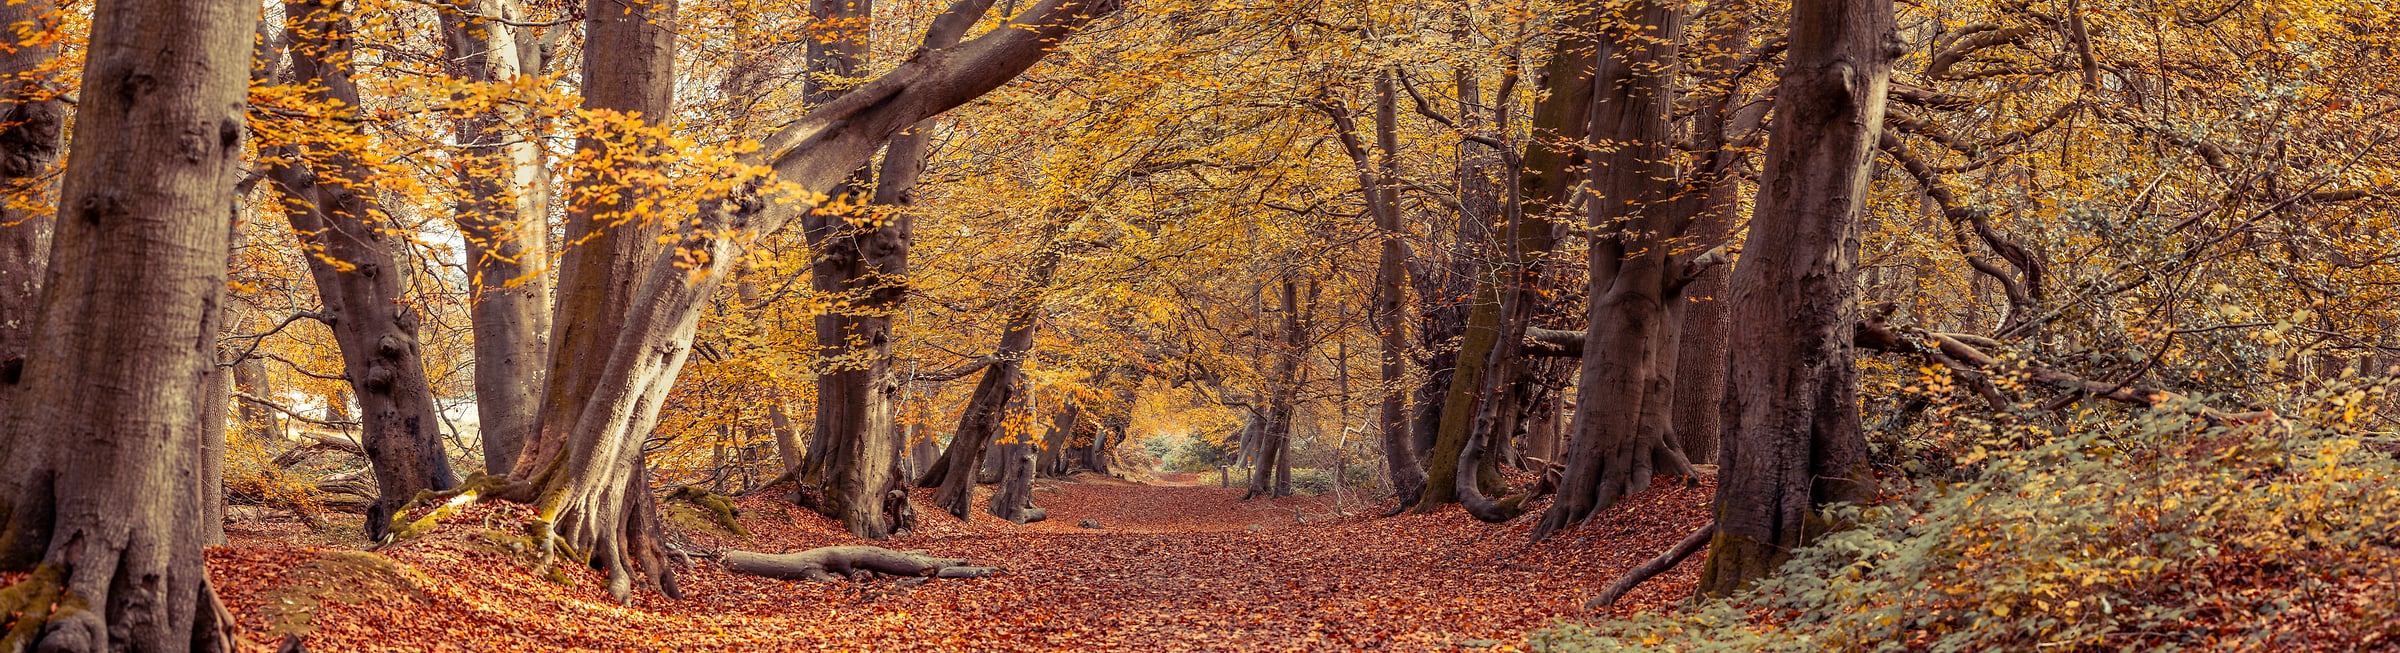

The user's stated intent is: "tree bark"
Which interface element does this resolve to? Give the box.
[271,0,461,540]
[770,401,803,475]
[493,0,686,604]
[0,0,251,647]
[440,0,552,476]
[1246,279,1308,500]
[1665,0,1760,468]
[506,0,1118,598]
[722,546,994,582]
[1318,70,1425,512]
[1697,0,1896,597]
[0,0,61,411]
[1417,6,1601,513]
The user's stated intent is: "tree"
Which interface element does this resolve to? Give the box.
[439,0,554,475]
[0,0,253,647]
[0,0,62,410]
[266,0,463,539]
[1697,0,1897,596]
[497,0,686,604]
[503,0,1125,600]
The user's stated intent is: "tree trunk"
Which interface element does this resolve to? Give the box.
[440,0,552,477]
[0,0,251,647]
[494,0,686,604]
[1246,279,1307,500]
[1036,402,1078,477]
[1697,0,1894,596]
[988,443,1045,523]
[1320,70,1426,511]
[1665,0,1759,469]
[1416,6,1600,512]
[1530,0,1695,539]
[508,0,1116,593]
[0,0,62,411]
[232,349,280,442]
[770,401,803,475]
[925,317,1038,519]
[271,0,460,540]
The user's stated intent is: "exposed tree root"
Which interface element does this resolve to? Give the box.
[721,546,1000,582]
[1585,521,1715,610]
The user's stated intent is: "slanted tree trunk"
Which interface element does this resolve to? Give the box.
[508,0,1119,598]
[271,0,459,539]
[1416,9,1600,512]
[440,0,552,476]
[1316,70,1425,511]
[491,0,686,605]
[1036,402,1078,477]
[0,0,251,646]
[1697,0,1895,596]
[1528,0,1698,538]
[924,318,1038,519]
[0,0,62,411]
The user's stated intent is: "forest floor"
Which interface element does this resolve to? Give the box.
[208,474,1714,652]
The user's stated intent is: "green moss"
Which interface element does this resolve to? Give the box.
[257,551,422,637]
[0,563,75,649]
[664,486,748,538]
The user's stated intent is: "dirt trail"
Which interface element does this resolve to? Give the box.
[210,476,1712,652]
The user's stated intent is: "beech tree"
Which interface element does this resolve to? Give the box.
[265,0,462,538]
[0,0,62,411]
[498,0,1125,599]
[1696,0,1897,596]
[0,0,253,647]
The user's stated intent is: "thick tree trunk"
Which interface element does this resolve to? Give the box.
[1697,0,1895,597]
[495,0,686,604]
[1531,0,1695,539]
[988,443,1045,523]
[722,547,995,581]
[1416,8,1600,512]
[272,0,460,540]
[1036,402,1078,477]
[441,0,552,476]
[512,0,1116,585]
[0,0,62,411]
[0,0,251,647]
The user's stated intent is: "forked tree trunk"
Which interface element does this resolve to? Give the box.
[272,0,460,539]
[924,318,1038,519]
[0,0,62,411]
[511,0,1120,596]
[1697,0,1895,597]
[1246,279,1307,500]
[1415,9,1599,512]
[494,0,684,604]
[0,0,251,647]
[441,0,553,476]
[1529,0,1697,538]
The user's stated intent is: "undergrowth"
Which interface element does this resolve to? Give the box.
[1533,378,2400,652]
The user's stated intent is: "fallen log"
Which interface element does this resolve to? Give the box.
[721,546,1000,582]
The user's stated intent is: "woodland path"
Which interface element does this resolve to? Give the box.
[210,476,1712,652]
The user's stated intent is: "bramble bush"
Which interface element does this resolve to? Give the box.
[1532,377,2400,652]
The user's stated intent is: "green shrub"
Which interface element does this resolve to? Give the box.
[1531,379,2400,653]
